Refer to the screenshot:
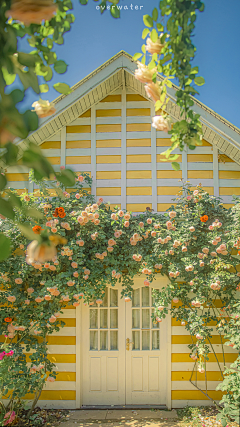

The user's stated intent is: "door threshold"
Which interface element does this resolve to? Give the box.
[81,405,167,410]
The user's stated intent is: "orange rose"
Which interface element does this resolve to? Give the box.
[58,207,65,214]
[200,215,208,223]
[32,225,42,234]
[4,317,12,323]
[58,211,66,218]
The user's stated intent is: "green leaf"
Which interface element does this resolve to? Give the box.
[148,60,156,70]
[53,82,72,95]
[18,224,40,241]
[171,162,180,171]
[17,52,39,68]
[194,76,205,86]
[152,8,158,21]
[54,60,68,74]
[23,110,38,132]
[8,193,22,209]
[151,29,158,43]
[132,53,142,61]
[143,15,153,28]
[0,198,15,220]
[10,89,24,104]
[2,142,19,166]
[2,67,16,86]
[142,28,150,39]
[47,38,53,49]
[110,4,120,18]
[157,23,164,31]
[0,234,11,261]
[79,0,88,4]
[141,44,146,54]
[58,169,76,187]
[39,84,49,93]
[26,208,44,220]
[0,174,7,191]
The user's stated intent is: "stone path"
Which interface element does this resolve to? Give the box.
[59,409,180,427]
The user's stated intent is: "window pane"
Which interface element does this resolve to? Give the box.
[110,309,118,328]
[132,331,140,350]
[142,309,150,329]
[142,331,150,350]
[132,289,140,307]
[100,309,108,328]
[152,294,156,307]
[110,288,118,307]
[110,331,118,350]
[102,288,108,307]
[132,309,140,329]
[142,287,149,307]
[100,331,108,350]
[152,330,160,350]
[152,309,159,328]
[90,331,98,350]
[90,309,98,329]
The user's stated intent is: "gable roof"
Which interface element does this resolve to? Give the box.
[16,51,240,165]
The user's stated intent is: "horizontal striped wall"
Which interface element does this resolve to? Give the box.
[171,316,238,408]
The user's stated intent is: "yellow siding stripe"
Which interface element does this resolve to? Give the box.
[66,156,91,164]
[188,154,213,162]
[172,335,226,345]
[96,155,121,164]
[61,318,76,327]
[157,171,182,179]
[48,157,60,165]
[41,141,61,149]
[172,371,223,381]
[219,171,240,179]
[190,186,214,195]
[96,109,121,117]
[96,187,121,196]
[172,353,237,363]
[171,318,218,326]
[109,204,121,210]
[127,123,151,132]
[96,171,121,179]
[127,203,152,212]
[96,124,121,133]
[126,94,146,102]
[223,203,234,208]
[218,154,234,162]
[6,173,29,182]
[55,372,76,381]
[127,139,151,147]
[66,125,91,133]
[96,140,121,148]
[156,139,172,146]
[79,109,91,117]
[47,336,76,345]
[101,95,121,102]
[127,155,151,163]
[157,187,183,196]
[158,203,176,211]
[188,170,213,179]
[66,141,91,149]
[127,187,152,196]
[172,390,223,400]
[126,108,151,116]
[202,139,212,146]
[219,187,240,195]
[127,171,151,179]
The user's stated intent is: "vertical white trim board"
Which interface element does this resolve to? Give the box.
[91,105,96,198]
[121,83,127,210]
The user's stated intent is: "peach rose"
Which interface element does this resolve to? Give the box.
[152,115,170,133]
[107,246,113,252]
[15,278,23,284]
[118,210,124,217]
[134,61,156,84]
[124,221,129,227]
[47,376,55,382]
[145,36,164,55]
[7,296,16,303]
[139,221,144,228]
[25,299,30,305]
[32,99,56,118]
[145,82,162,103]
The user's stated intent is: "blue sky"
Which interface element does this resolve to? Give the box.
[19,0,240,128]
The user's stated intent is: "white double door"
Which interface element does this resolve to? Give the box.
[81,282,169,406]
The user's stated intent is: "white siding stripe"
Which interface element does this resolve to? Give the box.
[60,126,66,168]
[213,146,219,196]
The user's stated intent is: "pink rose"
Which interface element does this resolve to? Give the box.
[47,376,55,382]
[78,175,84,182]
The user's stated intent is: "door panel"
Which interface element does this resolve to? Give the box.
[125,286,167,404]
[82,286,125,405]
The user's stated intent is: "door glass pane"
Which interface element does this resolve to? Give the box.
[100,309,108,328]
[152,330,160,350]
[90,309,98,329]
[110,288,118,307]
[110,331,118,350]
[142,331,150,350]
[142,309,150,329]
[152,294,156,306]
[132,289,140,307]
[90,331,98,350]
[132,331,140,350]
[152,309,159,328]
[142,287,149,306]
[102,288,108,307]
[132,309,140,328]
[110,309,118,328]
[100,331,108,350]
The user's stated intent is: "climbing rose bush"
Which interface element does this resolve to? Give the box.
[0,176,240,423]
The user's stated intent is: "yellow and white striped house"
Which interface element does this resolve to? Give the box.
[7,51,240,409]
